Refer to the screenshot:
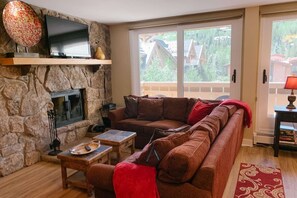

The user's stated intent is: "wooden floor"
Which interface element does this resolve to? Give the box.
[223,145,297,198]
[0,146,296,198]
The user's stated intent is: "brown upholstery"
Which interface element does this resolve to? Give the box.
[209,106,229,129]
[145,120,185,129]
[186,98,199,119]
[108,107,125,128]
[191,109,244,198]
[137,98,164,121]
[163,97,188,122]
[88,108,245,198]
[150,125,191,141]
[196,115,221,143]
[131,132,190,166]
[110,97,223,148]
[123,95,149,118]
[158,130,210,183]
[223,104,238,117]
[123,96,138,118]
[157,180,212,198]
[115,118,186,149]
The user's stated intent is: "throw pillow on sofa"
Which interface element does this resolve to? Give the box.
[132,132,190,167]
[137,98,164,121]
[123,95,148,118]
[187,101,220,125]
[163,97,188,122]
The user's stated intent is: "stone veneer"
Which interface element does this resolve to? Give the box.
[0,0,112,176]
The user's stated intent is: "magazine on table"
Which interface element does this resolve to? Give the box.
[279,125,296,144]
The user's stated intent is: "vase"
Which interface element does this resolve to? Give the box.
[95,47,106,60]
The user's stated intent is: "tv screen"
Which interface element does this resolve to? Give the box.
[45,15,91,58]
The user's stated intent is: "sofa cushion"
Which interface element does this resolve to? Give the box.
[195,116,220,143]
[132,132,190,167]
[145,120,185,130]
[123,95,148,118]
[223,105,237,117]
[187,101,220,125]
[163,97,188,122]
[137,98,164,121]
[116,118,152,129]
[158,130,210,183]
[115,119,152,143]
[209,106,229,129]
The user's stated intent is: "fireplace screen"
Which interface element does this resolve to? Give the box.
[51,89,84,127]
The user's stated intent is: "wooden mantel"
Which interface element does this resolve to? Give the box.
[0,58,112,66]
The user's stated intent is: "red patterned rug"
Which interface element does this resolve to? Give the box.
[234,163,285,198]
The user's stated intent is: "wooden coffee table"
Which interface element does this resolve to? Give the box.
[93,129,136,163]
[57,144,112,196]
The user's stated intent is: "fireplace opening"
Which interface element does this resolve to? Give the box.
[51,89,84,128]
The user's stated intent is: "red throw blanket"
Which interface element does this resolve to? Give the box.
[220,99,252,128]
[113,162,160,198]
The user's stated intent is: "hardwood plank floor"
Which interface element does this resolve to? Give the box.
[223,145,297,198]
[0,162,91,198]
[0,146,296,198]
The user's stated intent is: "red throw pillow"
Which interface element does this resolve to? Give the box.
[187,101,219,125]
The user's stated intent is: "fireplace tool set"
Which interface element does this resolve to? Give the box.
[47,110,62,156]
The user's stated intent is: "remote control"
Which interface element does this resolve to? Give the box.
[85,145,91,151]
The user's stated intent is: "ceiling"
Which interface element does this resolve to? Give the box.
[22,0,295,24]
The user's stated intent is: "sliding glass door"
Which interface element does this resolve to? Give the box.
[130,18,243,99]
[182,20,242,99]
[256,13,297,138]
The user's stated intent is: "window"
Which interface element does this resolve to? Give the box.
[130,18,242,99]
[138,30,177,97]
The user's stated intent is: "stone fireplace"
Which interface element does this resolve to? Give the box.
[0,1,112,176]
[0,64,111,176]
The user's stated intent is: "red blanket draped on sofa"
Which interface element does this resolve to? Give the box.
[113,162,160,198]
[220,99,252,128]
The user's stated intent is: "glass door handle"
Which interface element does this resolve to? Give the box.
[263,69,268,84]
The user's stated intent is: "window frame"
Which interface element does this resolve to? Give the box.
[129,18,243,99]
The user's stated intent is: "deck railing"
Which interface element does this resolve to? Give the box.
[141,81,230,99]
[141,81,290,114]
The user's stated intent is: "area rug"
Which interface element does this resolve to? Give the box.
[234,163,285,198]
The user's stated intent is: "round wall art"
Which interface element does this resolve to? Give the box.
[2,0,42,47]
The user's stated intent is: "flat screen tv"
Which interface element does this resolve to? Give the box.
[45,15,91,58]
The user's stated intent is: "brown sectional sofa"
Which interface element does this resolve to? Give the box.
[87,100,245,198]
[108,97,210,149]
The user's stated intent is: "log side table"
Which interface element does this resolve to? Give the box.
[93,129,136,163]
[57,144,112,196]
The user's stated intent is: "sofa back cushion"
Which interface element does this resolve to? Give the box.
[158,130,210,183]
[223,105,237,117]
[209,106,229,129]
[124,95,148,118]
[163,97,188,122]
[195,115,220,143]
[137,98,164,121]
[132,132,190,167]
